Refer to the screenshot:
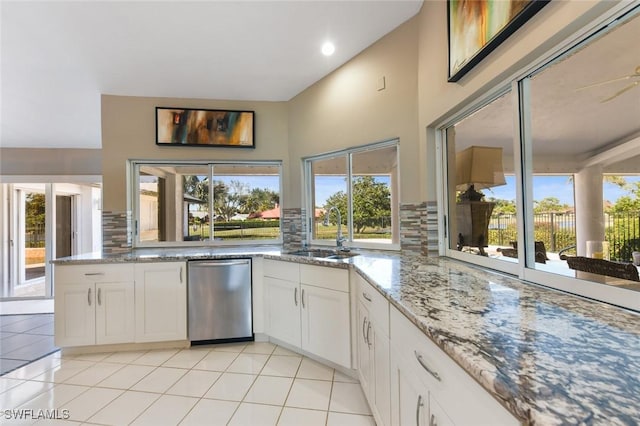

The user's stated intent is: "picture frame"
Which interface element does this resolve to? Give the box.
[156,107,255,148]
[447,0,550,82]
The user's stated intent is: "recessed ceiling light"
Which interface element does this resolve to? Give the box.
[321,41,335,56]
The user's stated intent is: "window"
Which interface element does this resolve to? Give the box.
[132,161,282,246]
[305,140,399,249]
[444,91,518,268]
[439,4,640,311]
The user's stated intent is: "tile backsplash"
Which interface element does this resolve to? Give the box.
[101,203,438,256]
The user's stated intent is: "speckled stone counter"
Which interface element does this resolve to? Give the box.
[53,248,640,425]
[348,254,640,426]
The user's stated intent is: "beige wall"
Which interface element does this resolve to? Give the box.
[287,17,420,206]
[417,0,619,200]
[101,95,288,211]
[0,148,101,176]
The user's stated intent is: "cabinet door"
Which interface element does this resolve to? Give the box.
[264,277,301,348]
[54,282,95,347]
[95,281,135,345]
[135,262,187,342]
[372,326,391,426]
[390,349,427,426]
[301,284,351,368]
[357,301,372,399]
[429,395,455,426]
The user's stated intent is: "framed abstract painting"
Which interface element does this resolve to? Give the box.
[156,107,255,148]
[448,0,550,82]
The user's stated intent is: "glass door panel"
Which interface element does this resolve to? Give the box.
[17,184,47,297]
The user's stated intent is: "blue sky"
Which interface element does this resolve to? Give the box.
[487,175,640,206]
[314,176,391,206]
[194,174,639,207]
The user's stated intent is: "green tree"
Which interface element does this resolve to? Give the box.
[214,180,248,221]
[242,188,279,214]
[608,181,640,213]
[183,175,211,207]
[487,197,516,215]
[533,196,570,213]
[25,193,46,228]
[324,176,391,234]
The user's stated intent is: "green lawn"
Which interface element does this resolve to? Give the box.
[184,223,391,241]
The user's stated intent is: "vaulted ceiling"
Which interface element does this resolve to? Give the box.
[1,1,423,149]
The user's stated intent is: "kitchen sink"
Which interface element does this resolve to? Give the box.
[324,253,359,259]
[286,249,359,259]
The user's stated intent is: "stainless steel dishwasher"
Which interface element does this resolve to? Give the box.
[187,258,253,344]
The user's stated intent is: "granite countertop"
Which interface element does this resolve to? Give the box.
[53,247,640,425]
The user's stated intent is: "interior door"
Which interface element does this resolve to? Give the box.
[56,195,72,259]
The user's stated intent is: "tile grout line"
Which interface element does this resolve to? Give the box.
[5,342,371,426]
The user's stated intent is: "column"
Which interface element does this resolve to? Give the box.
[574,164,604,256]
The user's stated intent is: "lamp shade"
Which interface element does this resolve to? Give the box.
[456,146,506,190]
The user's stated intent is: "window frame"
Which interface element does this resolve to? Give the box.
[435,2,640,312]
[129,159,284,248]
[303,139,400,251]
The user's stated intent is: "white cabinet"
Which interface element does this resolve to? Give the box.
[263,260,351,368]
[389,306,518,426]
[391,346,454,426]
[264,275,301,347]
[54,263,135,347]
[134,262,187,343]
[355,273,391,426]
[96,282,136,344]
[300,282,351,367]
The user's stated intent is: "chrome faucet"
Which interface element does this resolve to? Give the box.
[325,206,347,250]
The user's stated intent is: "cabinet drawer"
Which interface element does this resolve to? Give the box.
[264,259,300,282]
[55,263,134,283]
[390,307,518,426]
[299,264,348,292]
[357,273,389,336]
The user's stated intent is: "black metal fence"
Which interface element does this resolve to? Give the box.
[26,224,45,248]
[488,211,640,261]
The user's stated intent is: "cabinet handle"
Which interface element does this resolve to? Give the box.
[430,414,438,426]
[414,350,442,382]
[366,321,372,348]
[362,292,372,302]
[84,272,104,276]
[416,394,424,426]
[362,317,368,343]
[180,267,183,283]
[301,289,306,308]
[87,288,92,306]
[294,287,298,306]
[97,288,102,306]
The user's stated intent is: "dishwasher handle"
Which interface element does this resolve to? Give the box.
[189,260,251,268]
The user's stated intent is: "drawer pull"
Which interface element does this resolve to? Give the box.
[84,272,104,276]
[362,292,372,302]
[416,394,424,426]
[294,287,298,306]
[414,350,442,382]
[87,288,92,306]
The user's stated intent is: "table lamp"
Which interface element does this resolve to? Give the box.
[455,146,506,253]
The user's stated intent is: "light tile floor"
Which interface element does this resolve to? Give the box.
[0,342,375,425]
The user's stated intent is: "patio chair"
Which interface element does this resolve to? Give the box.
[565,256,640,282]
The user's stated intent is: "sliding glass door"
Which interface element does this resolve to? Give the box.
[1,181,101,300]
